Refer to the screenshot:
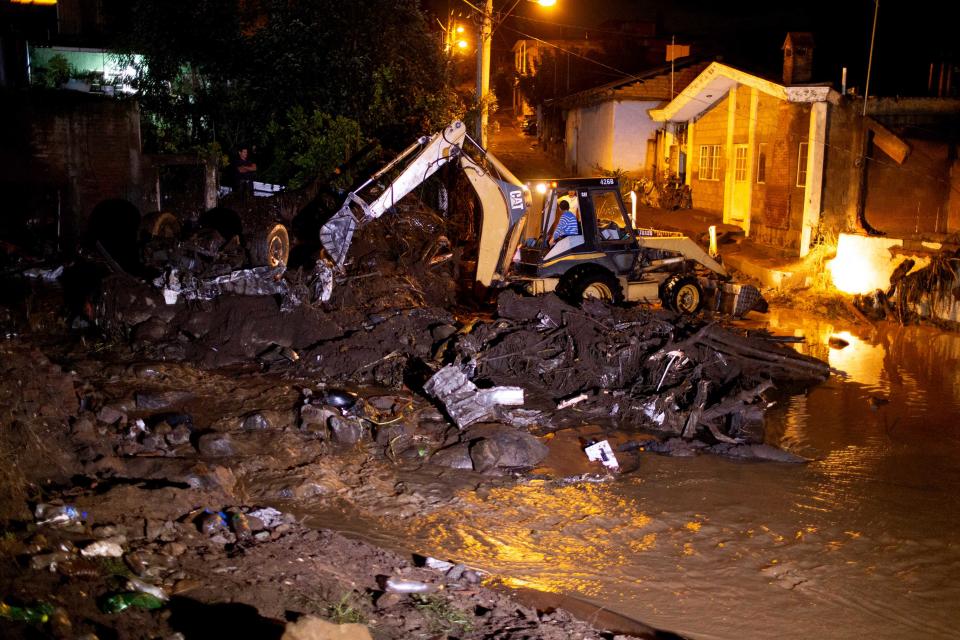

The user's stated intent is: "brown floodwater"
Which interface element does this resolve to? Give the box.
[311,310,960,639]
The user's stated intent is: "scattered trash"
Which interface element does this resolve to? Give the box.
[323,389,359,409]
[424,365,524,429]
[380,576,440,594]
[229,510,253,544]
[100,592,166,613]
[425,557,455,571]
[81,540,125,558]
[0,601,56,624]
[556,393,588,410]
[126,577,169,601]
[22,265,64,282]
[34,504,86,527]
[584,440,620,472]
[247,507,285,529]
[199,510,229,535]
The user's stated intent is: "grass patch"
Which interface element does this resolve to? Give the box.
[325,592,367,625]
[98,556,132,577]
[412,594,473,633]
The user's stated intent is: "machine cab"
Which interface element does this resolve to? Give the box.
[515,178,638,278]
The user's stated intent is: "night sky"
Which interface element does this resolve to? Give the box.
[435,0,958,96]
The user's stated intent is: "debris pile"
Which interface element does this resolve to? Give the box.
[855,250,960,324]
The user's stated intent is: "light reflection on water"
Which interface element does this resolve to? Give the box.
[392,311,960,639]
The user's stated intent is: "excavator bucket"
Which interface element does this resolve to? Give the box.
[319,205,358,266]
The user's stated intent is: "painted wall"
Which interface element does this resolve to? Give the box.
[564,102,615,175]
[610,100,661,174]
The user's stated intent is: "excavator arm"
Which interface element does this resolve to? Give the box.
[319,120,529,299]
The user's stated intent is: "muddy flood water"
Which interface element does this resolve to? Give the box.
[312,310,960,639]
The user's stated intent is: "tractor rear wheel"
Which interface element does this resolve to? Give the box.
[557,268,624,305]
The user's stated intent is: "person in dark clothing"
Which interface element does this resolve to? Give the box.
[227,146,257,188]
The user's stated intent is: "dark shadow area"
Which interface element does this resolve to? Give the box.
[166,596,285,639]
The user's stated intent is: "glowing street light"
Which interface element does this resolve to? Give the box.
[475,0,555,147]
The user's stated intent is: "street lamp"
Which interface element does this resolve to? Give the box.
[474,0,555,147]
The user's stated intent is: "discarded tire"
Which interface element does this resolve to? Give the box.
[249,223,290,267]
[557,267,624,305]
[661,274,703,314]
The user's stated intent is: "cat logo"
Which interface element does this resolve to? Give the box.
[510,190,524,210]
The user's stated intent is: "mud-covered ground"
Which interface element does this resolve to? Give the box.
[0,205,834,639]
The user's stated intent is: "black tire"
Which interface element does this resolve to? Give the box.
[248,223,290,267]
[661,274,703,314]
[557,267,624,305]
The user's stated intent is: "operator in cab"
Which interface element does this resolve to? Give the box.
[548,198,579,246]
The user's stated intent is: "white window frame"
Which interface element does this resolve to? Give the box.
[797,142,808,187]
[756,142,767,184]
[698,144,720,181]
[734,145,748,182]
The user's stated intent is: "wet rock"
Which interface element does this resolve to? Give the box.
[709,443,807,463]
[281,615,373,640]
[166,424,192,446]
[641,438,705,457]
[328,416,365,444]
[431,324,457,343]
[469,429,549,472]
[135,390,196,411]
[145,519,177,542]
[300,404,334,434]
[97,405,127,426]
[429,444,473,470]
[197,433,234,457]
[132,318,171,342]
[241,412,271,430]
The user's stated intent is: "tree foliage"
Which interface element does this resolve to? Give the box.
[121,0,461,182]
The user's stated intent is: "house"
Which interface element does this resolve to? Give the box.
[553,59,709,176]
[649,35,960,258]
[649,58,837,255]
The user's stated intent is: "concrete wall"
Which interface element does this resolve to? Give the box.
[564,102,614,175]
[0,91,143,238]
[610,100,661,175]
[864,137,953,235]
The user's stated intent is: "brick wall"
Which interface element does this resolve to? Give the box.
[0,91,143,239]
[749,100,810,249]
[689,92,727,211]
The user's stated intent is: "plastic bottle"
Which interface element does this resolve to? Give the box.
[34,504,85,527]
[100,592,165,613]
[199,509,228,535]
[382,577,439,594]
[229,511,253,543]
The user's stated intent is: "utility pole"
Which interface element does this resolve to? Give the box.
[863,0,879,116]
[476,0,493,147]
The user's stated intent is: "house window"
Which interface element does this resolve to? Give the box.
[698,144,720,181]
[756,143,767,184]
[734,146,748,182]
[797,142,808,187]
